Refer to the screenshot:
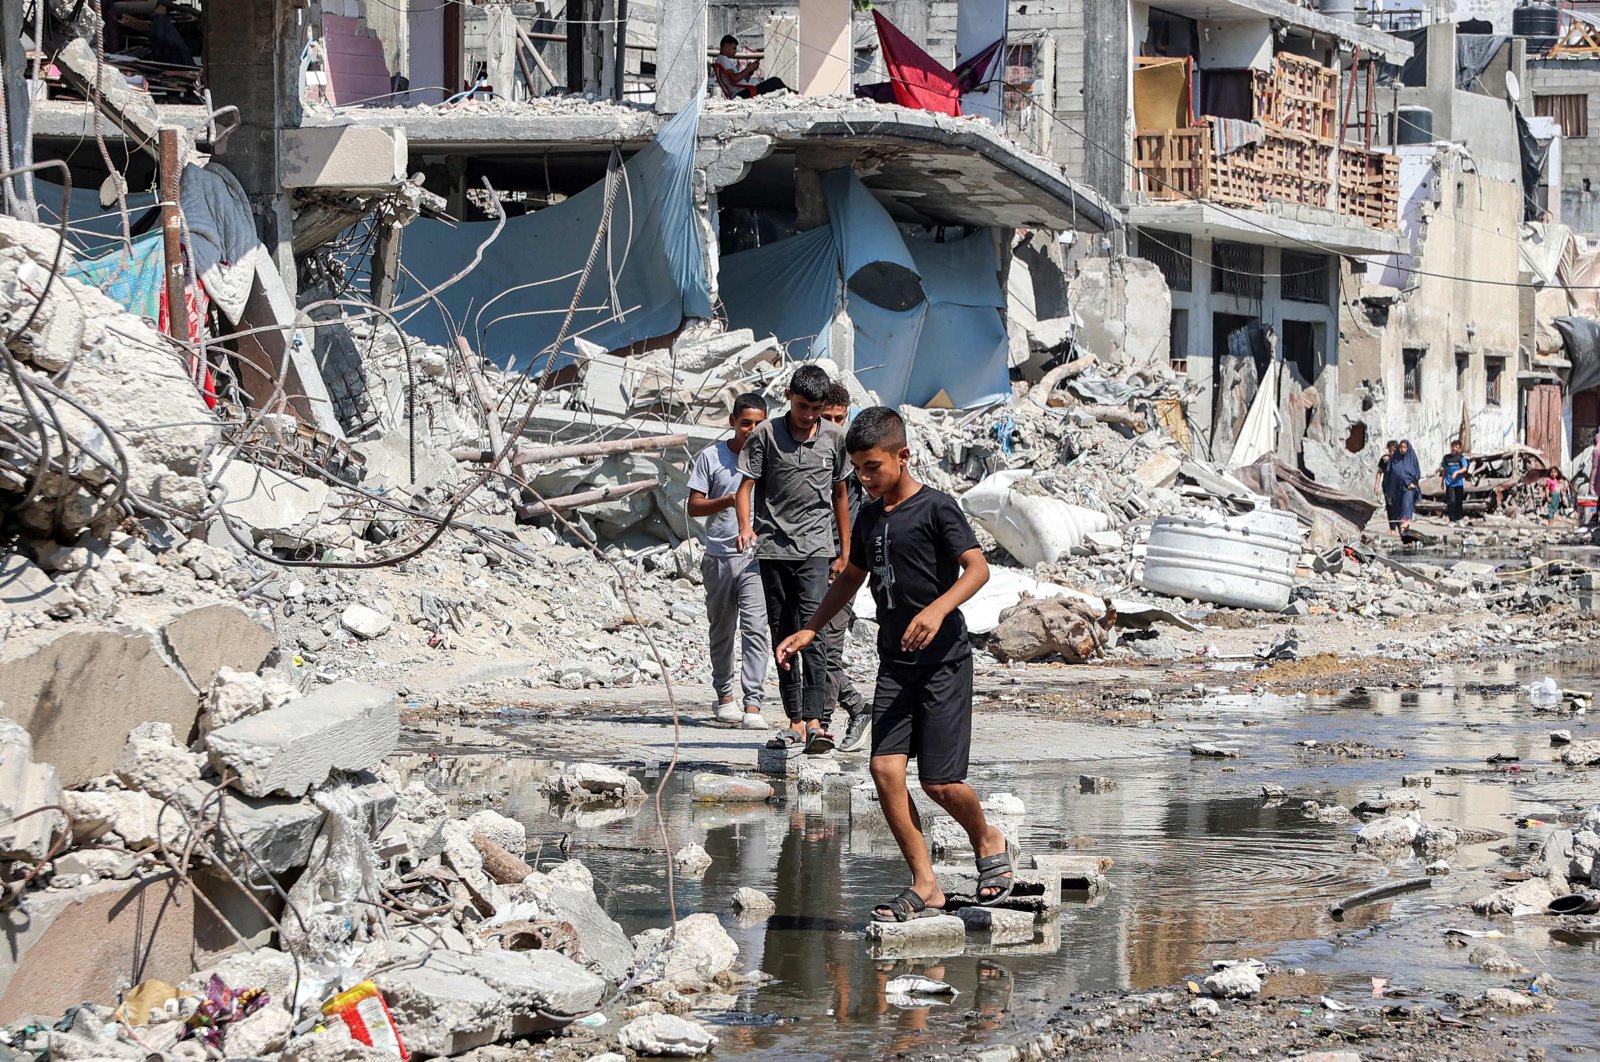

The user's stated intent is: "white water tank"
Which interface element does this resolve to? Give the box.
[1319,0,1356,21]
[1139,509,1302,611]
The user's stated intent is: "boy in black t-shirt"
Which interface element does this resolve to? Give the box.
[777,407,1014,922]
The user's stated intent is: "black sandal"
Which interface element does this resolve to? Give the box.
[804,728,835,755]
[974,849,1016,907]
[872,886,942,923]
[765,729,804,751]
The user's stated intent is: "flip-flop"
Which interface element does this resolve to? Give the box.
[974,848,1016,907]
[804,728,836,755]
[871,886,942,923]
[764,729,804,751]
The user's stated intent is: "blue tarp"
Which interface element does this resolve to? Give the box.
[399,99,711,371]
[719,169,1010,410]
[64,230,165,323]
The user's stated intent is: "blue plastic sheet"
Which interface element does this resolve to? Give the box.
[720,168,1010,410]
[399,99,711,371]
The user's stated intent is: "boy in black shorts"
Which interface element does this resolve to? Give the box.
[776,406,1014,921]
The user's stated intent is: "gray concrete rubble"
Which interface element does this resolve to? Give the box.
[0,717,64,861]
[631,913,739,987]
[205,682,399,797]
[617,1014,717,1058]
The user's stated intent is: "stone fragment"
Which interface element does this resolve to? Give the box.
[618,1014,717,1057]
[795,756,839,793]
[731,887,775,915]
[1550,729,1573,746]
[114,721,204,801]
[1080,775,1118,793]
[1471,877,1556,916]
[63,788,181,848]
[955,905,1034,944]
[205,681,398,797]
[1355,815,1420,851]
[0,625,201,787]
[982,793,1026,816]
[1480,987,1539,1012]
[690,774,774,802]
[160,602,275,689]
[1203,965,1262,999]
[203,666,298,733]
[51,848,137,882]
[217,462,330,536]
[864,914,966,955]
[182,949,299,1003]
[673,843,712,880]
[1414,823,1459,857]
[467,809,527,858]
[340,604,392,640]
[1189,743,1240,758]
[543,763,644,803]
[989,597,1105,664]
[1189,997,1220,1018]
[1468,943,1527,974]
[1562,741,1600,767]
[0,555,68,619]
[281,1024,395,1062]
[519,867,636,982]
[0,717,65,861]
[223,1004,292,1057]
[632,913,738,986]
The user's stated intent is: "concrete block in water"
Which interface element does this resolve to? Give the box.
[1028,853,1113,896]
[864,914,966,959]
[758,745,842,778]
[966,913,1063,957]
[206,681,398,797]
[934,864,1063,913]
[956,906,1035,944]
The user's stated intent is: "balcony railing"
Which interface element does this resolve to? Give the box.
[1131,54,1399,230]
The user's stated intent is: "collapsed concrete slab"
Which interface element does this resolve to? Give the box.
[375,950,606,1056]
[205,681,399,797]
[0,624,200,787]
[0,717,64,861]
[0,871,240,1023]
[159,602,276,689]
[169,774,397,876]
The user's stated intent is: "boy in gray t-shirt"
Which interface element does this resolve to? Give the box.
[687,393,771,729]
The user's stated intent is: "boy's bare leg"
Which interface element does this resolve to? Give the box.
[923,781,1011,901]
[870,754,945,910]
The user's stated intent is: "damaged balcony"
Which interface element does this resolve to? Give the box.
[1124,0,1410,257]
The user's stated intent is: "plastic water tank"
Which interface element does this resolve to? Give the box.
[1318,0,1356,21]
[1512,3,1562,39]
[1139,509,1302,611]
[1395,106,1434,145]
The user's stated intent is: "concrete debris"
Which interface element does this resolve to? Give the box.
[731,887,775,915]
[1478,987,1544,1013]
[1468,943,1528,973]
[1562,740,1600,767]
[1202,964,1262,999]
[631,913,739,986]
[0,717,65,861]
[672,842,713,880]
[690,773,774,802]
[1189,997,1221,1018]
[1355,815,1421,852]
[989,597,1110,664]
[618,1014,717,1057]
[544,763,645,804]
[1471,877,1556,915]
[466,809,527,858]
[340,604,393,640]
[1080,775,1118,794]
[205,682,399,797]
[113,722,205,802]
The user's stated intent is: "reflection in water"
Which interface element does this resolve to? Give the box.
[412,658,1600,1060]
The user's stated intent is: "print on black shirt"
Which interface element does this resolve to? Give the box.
[850,486,979,667]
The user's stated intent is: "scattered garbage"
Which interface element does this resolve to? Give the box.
[884,976,959,997]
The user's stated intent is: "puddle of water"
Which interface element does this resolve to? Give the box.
[401,658,1600,1060]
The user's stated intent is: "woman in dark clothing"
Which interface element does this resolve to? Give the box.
[1382,438,1422,533]
[1375,439,1398,530]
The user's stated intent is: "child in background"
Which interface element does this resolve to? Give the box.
[736,365,851,754]
[1547,467,1570,524]
[777,407,1014,921]
[686,394,771,730]
[820,383,869,754]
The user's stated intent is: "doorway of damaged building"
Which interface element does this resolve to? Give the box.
[1524,378,1563,468]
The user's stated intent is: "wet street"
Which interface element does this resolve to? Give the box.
[401,656,1600,1060]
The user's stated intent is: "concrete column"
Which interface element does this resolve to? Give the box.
[765,15,800,90]
[798,0,850,97]
[1082,0,1130,204]
[485,3,516,98]
[794,165,828,231]
[1,0,34,219]
[654,0,705,114]
[207,0,301,286]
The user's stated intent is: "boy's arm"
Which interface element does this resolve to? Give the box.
[901,548,989,652]
[687,489,732,518]
[735,478,757,551]
[829,480,851,582]
[775,562,868,667]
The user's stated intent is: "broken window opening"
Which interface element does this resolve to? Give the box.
[1281,251,1330,305]
[1138,230,1192,292]
[1170,308,1189,374]
[1402,347,1424,402]
[1282,319,1324,386]
[1211,241,1264,300]
[1486,356,1504,406]
[1456,351,1470,393]
[1345,421,1368,453]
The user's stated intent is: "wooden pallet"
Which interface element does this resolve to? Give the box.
[1266,54,1337,143]
[1337,146,1400,229]
[1132,128,1208,200]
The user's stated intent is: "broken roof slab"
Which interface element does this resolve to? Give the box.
[1148,0,1413,61]
[1126,200,1406,256]
[304,97,1118,233]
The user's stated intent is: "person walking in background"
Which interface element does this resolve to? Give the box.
[1382,439,1422,535]
[820,383,870,754]
[737,365,852,755]
[1376,439,1398,529]
[1439,440,1468,524]
[687,394,771,731]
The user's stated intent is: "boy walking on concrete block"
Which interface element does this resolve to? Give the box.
[777,406,1014,921]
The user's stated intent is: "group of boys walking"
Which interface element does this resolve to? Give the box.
[685,365,1016,923]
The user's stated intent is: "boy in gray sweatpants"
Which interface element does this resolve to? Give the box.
[688,394,771,729]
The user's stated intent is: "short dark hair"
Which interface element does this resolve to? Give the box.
[732,392,768,418]
[1385,439,1398,449]
[788,364,831,403]
[720,34,739,48]
[845,406,907,454]
[1451,438,1463,447]
[822,382,851,408]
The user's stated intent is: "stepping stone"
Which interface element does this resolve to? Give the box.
[758,746,840,778]
[956,906,1035,945]
[864,914,966,958]
[934,864,1063,914]
[1027,853,1112,896]
[966,914,1064,957]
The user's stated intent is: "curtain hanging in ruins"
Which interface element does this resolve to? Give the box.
[399,98,711,370]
